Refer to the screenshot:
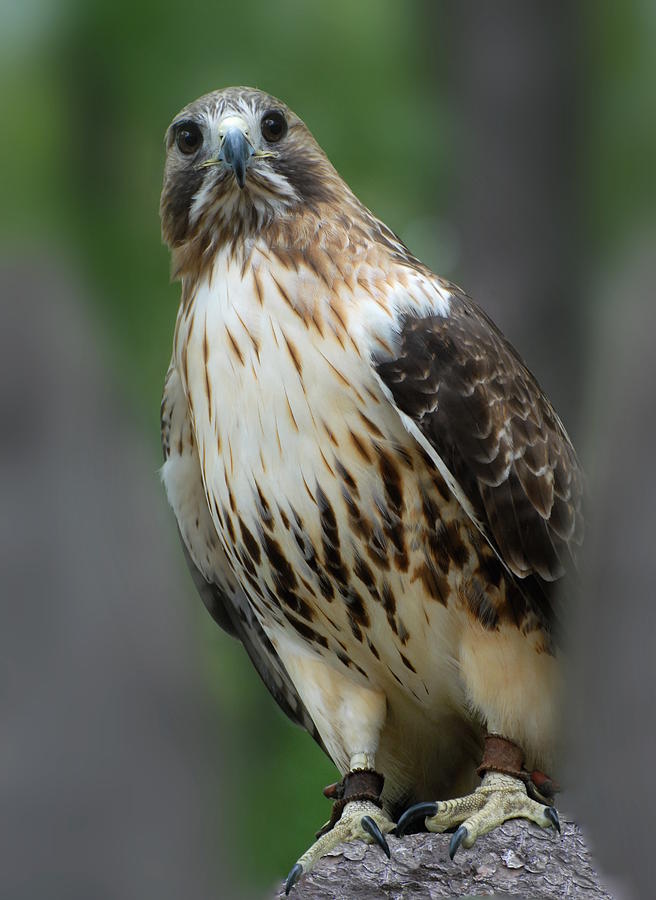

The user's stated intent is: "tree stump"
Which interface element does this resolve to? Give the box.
[274,817,614,899]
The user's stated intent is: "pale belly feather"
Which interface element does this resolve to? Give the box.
[173,248,552,799]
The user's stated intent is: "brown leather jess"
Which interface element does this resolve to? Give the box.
[477,733,558,802]
[317,769,385,837]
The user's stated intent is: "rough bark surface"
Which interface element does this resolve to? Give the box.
[274,818,613,899]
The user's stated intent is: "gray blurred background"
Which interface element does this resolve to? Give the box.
[0,1,654,897]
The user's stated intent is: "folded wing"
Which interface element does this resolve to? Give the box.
[374,283,584,630]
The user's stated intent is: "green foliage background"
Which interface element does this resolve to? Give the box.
[1,0,653,894]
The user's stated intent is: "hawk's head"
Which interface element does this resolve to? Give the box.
[160,86,342,253]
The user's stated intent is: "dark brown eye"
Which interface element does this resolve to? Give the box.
[175,122,203,155]
[260,110,287,143]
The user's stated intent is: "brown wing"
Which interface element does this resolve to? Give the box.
[375,285,584,625]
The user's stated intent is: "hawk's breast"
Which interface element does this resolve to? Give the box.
[174,245,492,707]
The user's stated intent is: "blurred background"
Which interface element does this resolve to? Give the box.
[1,1,654,898]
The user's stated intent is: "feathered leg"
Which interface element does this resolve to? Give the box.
[398,623,561,856]
[273,645,395,894]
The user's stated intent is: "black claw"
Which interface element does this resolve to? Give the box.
[395,801,438,836]
[449,825,468,860]
[284,863,303,895]
[361,815,391,858]
[545,806,561,834]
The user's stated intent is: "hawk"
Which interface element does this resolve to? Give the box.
[159,87,583,892]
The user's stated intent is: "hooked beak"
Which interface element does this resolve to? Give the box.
[218,117,254,189]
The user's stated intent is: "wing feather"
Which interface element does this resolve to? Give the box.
[374,283,584,625]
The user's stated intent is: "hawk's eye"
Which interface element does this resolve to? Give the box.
[260,110,287,143]
[175,122,203,155]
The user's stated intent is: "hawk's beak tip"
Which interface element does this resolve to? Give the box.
[219,127,254,190]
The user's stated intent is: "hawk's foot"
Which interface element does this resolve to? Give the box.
[284,800,394,894]
[396,772,560,859]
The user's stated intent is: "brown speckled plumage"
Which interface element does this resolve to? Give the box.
[159,87,583,820]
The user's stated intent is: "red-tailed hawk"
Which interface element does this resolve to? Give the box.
[160,87,582,893]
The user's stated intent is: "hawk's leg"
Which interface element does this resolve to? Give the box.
[397,734,560,858]
[272,648,394,894]
[285,758,395,894]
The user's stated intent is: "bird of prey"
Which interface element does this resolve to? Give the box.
[159,86,583,892]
